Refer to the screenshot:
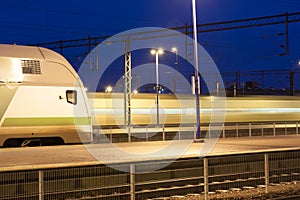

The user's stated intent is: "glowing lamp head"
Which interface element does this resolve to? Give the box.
[157,49,164,55]
[105,86,113,93]
[171,47,177,53]
[151,49,164,55]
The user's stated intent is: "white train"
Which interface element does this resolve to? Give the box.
[2,44,300,147]
[0,44,92,147]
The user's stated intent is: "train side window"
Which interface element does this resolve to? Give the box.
[66,90,77,105]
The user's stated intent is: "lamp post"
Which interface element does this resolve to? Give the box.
[151,48,164,126]
[172,47,179,92]
[171,47,178,65]
[192,0,201,141]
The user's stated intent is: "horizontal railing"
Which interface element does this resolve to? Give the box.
[93,121,300,143]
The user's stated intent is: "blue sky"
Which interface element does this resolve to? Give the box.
[1,0,300,91]
[1,0,299,43]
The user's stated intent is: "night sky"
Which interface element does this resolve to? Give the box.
[1,0,299,42]
[1,0,300,91]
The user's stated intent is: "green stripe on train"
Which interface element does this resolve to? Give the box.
[2,117,91,127]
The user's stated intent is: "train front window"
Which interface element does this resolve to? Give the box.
[66,90,77,105]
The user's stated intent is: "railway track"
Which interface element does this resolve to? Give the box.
[271,195,300,200]
[153,183,300,200]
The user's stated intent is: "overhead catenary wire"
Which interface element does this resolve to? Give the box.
[30,12,300,53]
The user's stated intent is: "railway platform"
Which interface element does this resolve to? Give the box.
[1,135,300,200]
[1,135,299,171]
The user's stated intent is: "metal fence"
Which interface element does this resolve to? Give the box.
[1,149,300,200]
[94,121,300,143]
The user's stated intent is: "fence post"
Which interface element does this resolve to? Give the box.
[194,124,196,139]
[162,125,165,141]
[128,126,131,143]
[236,123,239,138]
[39,170,44,200]
[130,164,135,200]
[204,157,209,200]
[285,122,287,135]
[273,123,276,136]
[223,124,225,138]
[249,123,252,137]
[110,127,112,142]
[264,153,269,194]
[146,132,148,142]
[262,123,264,136]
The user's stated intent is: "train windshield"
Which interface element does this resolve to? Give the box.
[66,90,77,105]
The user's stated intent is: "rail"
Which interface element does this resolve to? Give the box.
[0,149,299,200]
[93,121,300,143]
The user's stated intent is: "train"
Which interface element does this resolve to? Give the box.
[1,44,300,147]
[89,93,300,127]
[0,44,92,147]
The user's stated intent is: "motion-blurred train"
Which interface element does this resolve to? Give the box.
[1,44,300,147]
[89,93,300,127]
[0,44,92,147]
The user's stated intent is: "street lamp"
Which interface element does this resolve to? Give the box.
[171,47,179,92]
[192,0,202,141]
[171,47,178,64]
[151,48,164,125]
[105,86,113,93]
